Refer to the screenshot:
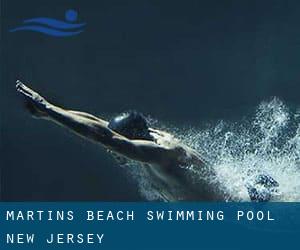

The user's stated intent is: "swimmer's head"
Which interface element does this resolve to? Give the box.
[108,111,153,141]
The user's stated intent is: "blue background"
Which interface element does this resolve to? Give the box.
[0,202,299,249]
[2,0,300,201]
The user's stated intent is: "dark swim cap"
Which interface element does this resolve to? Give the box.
[108,111,153,140]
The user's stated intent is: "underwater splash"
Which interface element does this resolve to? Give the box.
[123,98,300,201]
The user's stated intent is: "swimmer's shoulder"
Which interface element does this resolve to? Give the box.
[167,143,206,167]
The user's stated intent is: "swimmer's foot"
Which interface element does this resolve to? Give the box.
[16,80,49,118]
[246,174,279,202]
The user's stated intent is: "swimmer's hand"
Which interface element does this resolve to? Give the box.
[16,80,49,118]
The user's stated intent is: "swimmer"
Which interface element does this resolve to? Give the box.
[16,80,278,201]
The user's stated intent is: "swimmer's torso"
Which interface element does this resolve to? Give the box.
[144,129,225,201]
[144,160,224,201]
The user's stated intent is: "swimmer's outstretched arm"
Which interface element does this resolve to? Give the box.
[16,81,175,165]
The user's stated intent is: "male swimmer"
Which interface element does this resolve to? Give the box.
[15,80,278,201]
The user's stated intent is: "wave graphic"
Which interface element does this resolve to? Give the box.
[9,25,84,37]
[9,9,85,37]
[23,18,85,29]
[122,98,300,202]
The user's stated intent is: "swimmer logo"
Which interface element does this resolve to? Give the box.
[9,9,85,37]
